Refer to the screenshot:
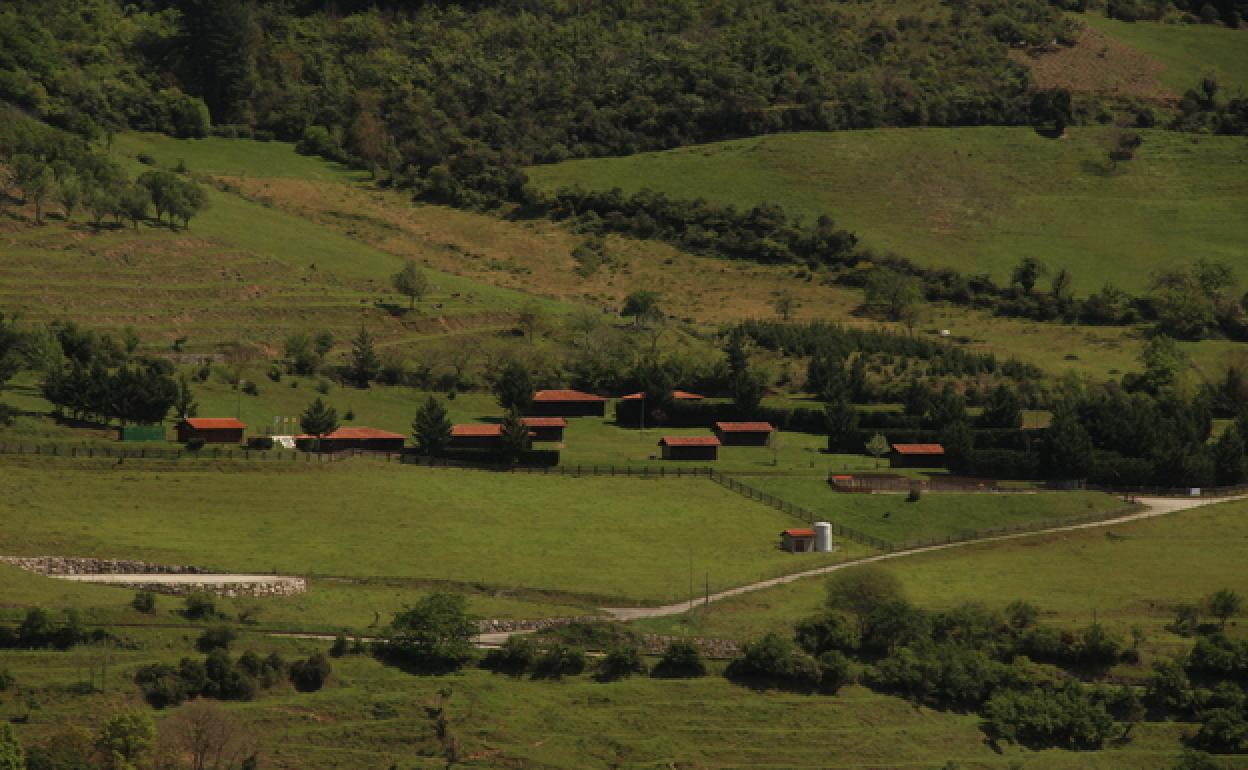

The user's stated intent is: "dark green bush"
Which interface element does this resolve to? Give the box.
[481,636,538,675]
[196,625,236,653]
[532,644,587,680]
[651,640,708,679]
[290,653,332,692]
[596,643,647,682]
[131,590,156,614]
[725,632,820,691]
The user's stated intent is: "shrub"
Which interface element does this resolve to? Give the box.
[984,684,1115,749]
[725,632,820,691]
[818,650,854,694]
[290,653,332,692]
[481,635,537,675]
[329,633,350,658]
[378,593,478,674]
[182,592,221,621]
[241,381,259,396]
[532,644,587,680]
[651,640,707,678]
[185,437,206,451]
[247,436,274,450]
[196,625,236,653]
[0,668,13,692]
[131,590,156,614]
[596,643,647,682]
[794,611,859,656]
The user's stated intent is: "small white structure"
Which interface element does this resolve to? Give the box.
[814,521,833,553]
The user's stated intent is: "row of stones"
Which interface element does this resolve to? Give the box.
[0,556,208,575]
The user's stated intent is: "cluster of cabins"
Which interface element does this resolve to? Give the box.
[171,389,783,461]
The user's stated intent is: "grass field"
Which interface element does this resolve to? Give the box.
[1086,15,1248,94]
[526,127,1248,294]
[0,133,563,360]
[0,625,1227,769]
[637,497,1248,661]
[735,479,1128,544]
[0,459,872,605]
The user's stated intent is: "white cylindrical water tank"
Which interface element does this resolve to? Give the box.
[814,521,832,553]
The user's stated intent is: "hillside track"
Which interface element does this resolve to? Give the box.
[601,494,1243,621]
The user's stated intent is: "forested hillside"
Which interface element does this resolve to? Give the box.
[2,0,1073,198]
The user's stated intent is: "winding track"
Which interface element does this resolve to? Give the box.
[600,494,1243,621]
[27,494,1244,637]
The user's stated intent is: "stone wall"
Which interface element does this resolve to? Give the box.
[0,556,208,576]
[117,578,307,599]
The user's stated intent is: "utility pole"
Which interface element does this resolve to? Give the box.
[688,547,693,612]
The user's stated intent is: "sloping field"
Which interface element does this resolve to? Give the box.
[526,127,1248,293]
[637,497,1248,649]
[0,460,867,603]
[1085,15,1248,94]
[0,133,558,356]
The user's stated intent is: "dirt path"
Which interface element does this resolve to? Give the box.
[601,494,1242,621]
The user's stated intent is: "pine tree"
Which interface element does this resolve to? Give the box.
[175,374,198,418]
[300,397,339,437]
[498,409,530,462]
[412,396,452,456]
[349,328,381,388]
[1213,423,1246,486]
[825,396,859,452]
[1042,402,1094,480]
[493,359,534,413]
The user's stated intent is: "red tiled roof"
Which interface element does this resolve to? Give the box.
[620,390,704,401]
[892,443,945,455]
[783,528,816,537]
[520,417,568,428]
[182,418,246,430]
[658,436,721,447]
[830,474,854,481]
[714,421,775,433]
[533,389,605,403]
[296,426,405,440]
[451,424,504,437]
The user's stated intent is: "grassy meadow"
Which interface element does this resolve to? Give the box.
[637,497,1248,657]
[0,459,873,605]
[1,627,1220,770]
[1085,15,1248,94]
[735,479,1129,544]
[526,127,1248,294]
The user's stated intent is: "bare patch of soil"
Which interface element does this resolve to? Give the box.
[1012,25,1176,102]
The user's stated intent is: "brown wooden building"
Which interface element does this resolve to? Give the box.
[619,390,704,402]
[176,417,246,444]
[448,424,506,450]
[658,435,720,461]
[521,416,567,443]
[713,421,775,446]
[890,443,946,468]
[781,528,816,553]
[297,426,406,452]
[529,389,607,417]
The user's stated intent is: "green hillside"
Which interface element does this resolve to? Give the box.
[1086,15,1248,94]
[527,127,1248,293]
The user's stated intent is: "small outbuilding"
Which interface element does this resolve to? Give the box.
[298,426,406,453]
[658,435,720,461]
[620,390,705,402]
[713,421,775,446]
[176,417,246,444]
[449,423,505,450]
[890,443,946,468]
[529,389,607,417]
[781,528,816,553]
[521,416,567,443]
